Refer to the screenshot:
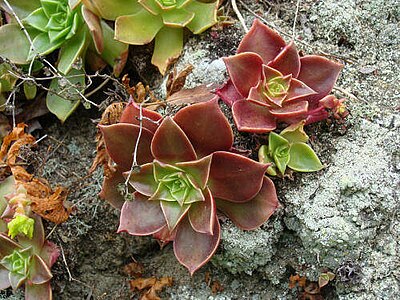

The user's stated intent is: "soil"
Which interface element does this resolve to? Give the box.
[1,0,399,299]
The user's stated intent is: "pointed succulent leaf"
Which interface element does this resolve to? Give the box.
[28,32,64,59]
[216,176,279,230]
[0,176,15,213]
[118,192,167,235]
[99,166,127,209]
[29,255,52,285]
[223,52,263,97]
[24,8,48,32]
[269,100,308,120]
[216,79,245,107]
[176,155,212,189]
[153,225,177,244]
[237,19,286,63]
[120,100,162,133]
[1,248,31,289]
[188,188,215,234]
[152,26,183,75]
[258,145,277,176]
[280,121,308,144]
[297,55,343,105]
[25,282,52,300]
[46,68,85,122]
[161,201,190,231]
[139,0,162,15]
[151,117,196,164]
[185,0,218,34]
[232,100,276,133]
[127,163,158,197]
[173,98,233,157]
[82,5,103,53]
[267,41,300,77]
[285,78,317,102]
[208,151,269,203]
[0,267,10,289]
[0,233,22,257]
[174,215,220,275]
[18,215,44,254]
[57,28,87,75]
[39,241,59,268]
[269,132,290,175]
[152,160,183,181]
[288,142,323,172]
[0,24,31,64]
[115,10,163,44]
[100,123,154,170]
[9,271,27,290]
[81,0,140,20]
[161,8,194,27]
[0,0,41,19]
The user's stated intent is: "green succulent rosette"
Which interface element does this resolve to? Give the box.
[83,0,219,74]
[259,122,323,176]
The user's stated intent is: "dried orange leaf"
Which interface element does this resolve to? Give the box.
[166,65,194,98]
[123,261,145,278]
[129,277,173,300]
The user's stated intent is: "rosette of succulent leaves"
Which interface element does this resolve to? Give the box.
[217,19,346,133]
[0,176,59,300]
[99,98,279,274]
[82,0,220,74]
[0,0,128,121]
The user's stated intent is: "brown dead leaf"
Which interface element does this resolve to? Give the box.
[166,65,194,98]
[123,261,145,278]
[1,123,71,223]
[129,277,173,300]
[204,271,224,294]
[289,274,307,289]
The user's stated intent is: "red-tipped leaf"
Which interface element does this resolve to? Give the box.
[188,188,215,235]
[99,167,127,209]
[120,100,162,133]
[267,41,300,77]
[25,282,52,300]
[216,79,245,107]
[232,100,276,133]
[176,155,212,190]
[161,201,190,231]
[29,255,52,285]
[127,163,158,196]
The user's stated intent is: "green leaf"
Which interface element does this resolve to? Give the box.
[0,0,41,19]
[152,26,183,75]
[57,28,87,74]
[46,68,85,122]
[115,9,163,44]
[288,142,323,172]
[185,0,218,34]
[81,0,140,20]
[258,145,277,176]
[7,215,35,239]
[0,24,31,64]
[269,132,290,175]
[28,32,64,59]
[161,8,194,27]
[23,81,37,100]
[280,121,309,144]
[139,0,162,15]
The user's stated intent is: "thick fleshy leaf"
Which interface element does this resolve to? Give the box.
[285,78,316,103]
[115,10,163,44]
[81,0,141,20]
[99,167,127,209]
[288,142,323,172]
[161,201,190,231]
[118,192,166,235]
[151,117,196,164]
[237,19,286,63]
[232,100,276,133]
[57,28,87,74]
[98,20,129,76]
[188,188,215,234]
[0,233,22,257]
[0,176,15,212]
[267,41,300,77]
[128,163,158,197]
[297,55,343,106]
[0,24,31,64]
[185,0,217,34]
[25,282,52,300]
[29,32,64,59]
[46,68,85,122]
[174,215,220,275]
[82,6,103,53]
[161,8,194,27]
[223,52,263,97]
[208,151,269,203]
[153,225,177,244]
[0,0,41,19]
[9,272,26,290]
[139,0,162,15]
[176,155,212,189]
[280,121,308,144]
[258,145,277,176]
[18,215,44,254]
[216,176,279,230]
[173,98,233,157]
[152,26,183,75]
[0,267,10,289]
[120,100,162,133]
[269,132,290,175]
[216,79,245,107]
[24,8,48,32]
[39,241,59,268]
[29,255,52,285]
[269,100,308,120]
[100,123,154,170]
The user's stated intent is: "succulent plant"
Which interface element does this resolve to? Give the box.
[258,122,323,176]
[100,98,279,274]
[217,19,344,133]
[82,0,219,74]
[0,0,128,121]
[0,215,59,300]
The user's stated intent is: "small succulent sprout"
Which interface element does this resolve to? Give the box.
[0,215,59,300]
[259,122,323,176]
[100,98,279,274]
[7,215,35,239]
[83,0,219,74]
[217,19,344,133]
